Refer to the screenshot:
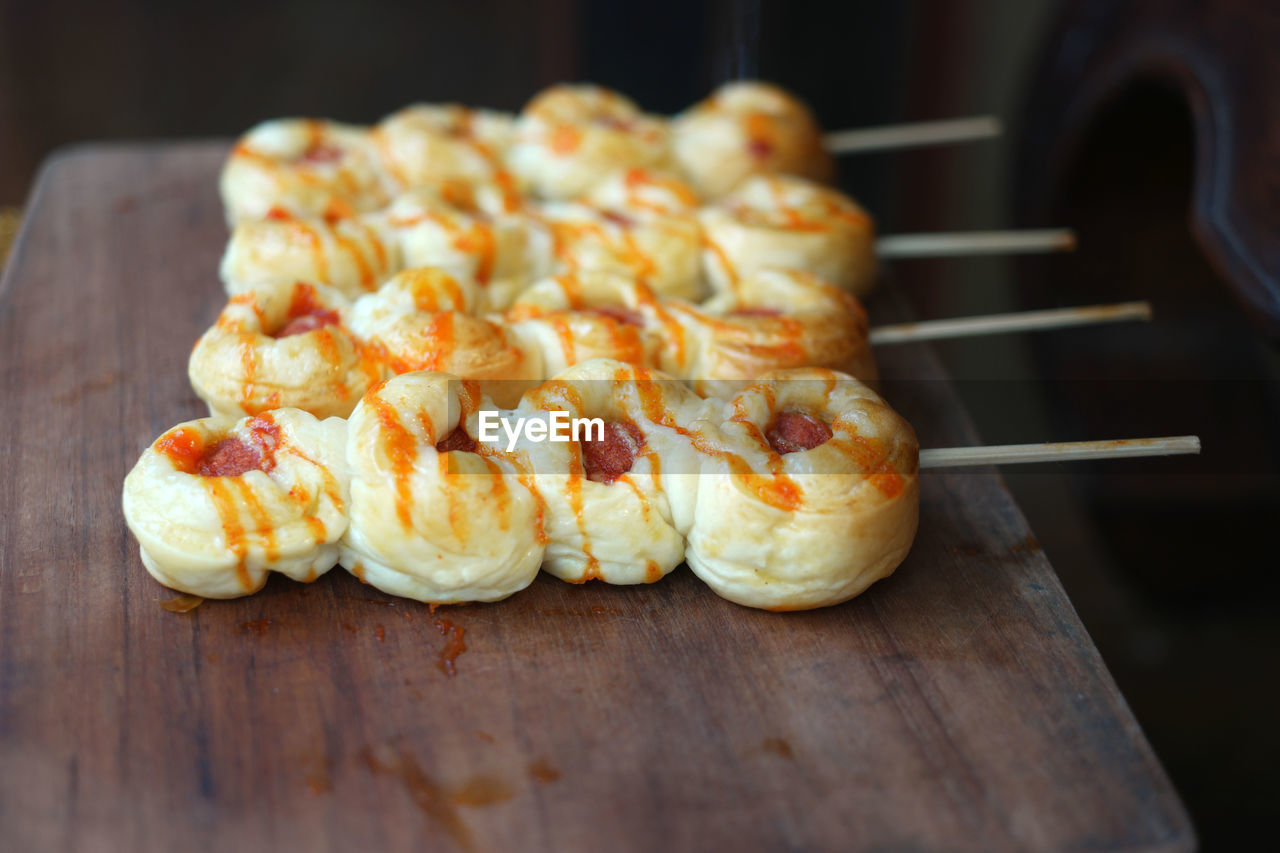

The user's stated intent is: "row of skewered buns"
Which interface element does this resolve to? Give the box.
[221,168,878,306]
[221,80,833,226]
[125,361,919,611]
[189,269,876,421]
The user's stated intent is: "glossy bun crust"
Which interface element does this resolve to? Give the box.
[189,281,378,419]
[122,409,350,598]
[673,81,833,199]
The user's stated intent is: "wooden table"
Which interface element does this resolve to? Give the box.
[0,143,1194,852]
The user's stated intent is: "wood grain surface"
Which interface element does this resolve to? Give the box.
[0,143,1193,852]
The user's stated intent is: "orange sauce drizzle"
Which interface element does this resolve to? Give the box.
[480,456,512,532]
[369,127,409,188]
[634,377,803,511]
[454,222,496,285]
[323,198,355,223]
[218,292,266,334]
[314,328,349,399]
[632,286,686,367]
[702,236,740,292]
[518,474,550,545]
[623,168,699,213]
[156,427,204,474]
[744,112,776,161]
[842,434,906,498]
[232,476,279,562]
[304,516,327,543]
[203,476,253,590]
[332,229,376,291]
[440,452,471,544]
[443,179,478,213]
[618,230,657,283]
[564,449,600,581]
[238,336,260,412]
[284,220,330,284]
[549,125,582,155]
[549,316,577,366]
[494,169,521,213]
[367,393,419,529]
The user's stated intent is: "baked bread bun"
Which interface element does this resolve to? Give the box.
[505,308,657,378]
[339,373,545,603]
[537,199,705,301]
[507,85,674,200]
[221,213,398,299]
[122,409,350,598]
[584,168,701,218]
[190,281,378,419]
[504,360,711,583]
[220,119,388,224]
[348,269,541,407]
[384,184,553,311]
[370,103,518,194]
[672,81,833,199]
[685,369,918,610]
[700,175,877,296]
[657,268,878,395]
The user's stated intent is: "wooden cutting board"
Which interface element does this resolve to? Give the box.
[0,143,1193,852]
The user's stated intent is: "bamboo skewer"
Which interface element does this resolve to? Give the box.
[823,116,1003,154]
[876,228,1077,258]
[919,436,1201,469]
[869,301,1151,346]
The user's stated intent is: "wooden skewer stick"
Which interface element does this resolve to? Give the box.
[868,301,1151,346]
[876,229,1077,258]
[823,116,1003,154]
[919,436,1201,469]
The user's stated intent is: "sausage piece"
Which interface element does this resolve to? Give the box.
[435,427,478,454]
[766,410,832,455]
[198,438,264,477]
[581,420,645,483]
[274,310,342,337]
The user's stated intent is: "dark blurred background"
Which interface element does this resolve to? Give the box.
[1,0,1276,847]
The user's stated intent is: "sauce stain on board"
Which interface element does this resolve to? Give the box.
[762,737,794,759]
[362,745,513,852]
[528,758,561,784]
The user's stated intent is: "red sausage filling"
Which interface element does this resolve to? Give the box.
[197,416,281,477]
[435,427,478,454]
[273,284,342,337]
[581,420,645,483]
[766,411,832,455]
[588,305,645,327]
[300,143,343,164]
[747,138,774,160]
[601,210,636,229]
[274,311,341,337]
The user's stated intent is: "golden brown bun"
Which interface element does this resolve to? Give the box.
[221,214,399,299]
[189,280,378,419]
[348,273,542,408]
[219,119,389,224]
[700,175,878,297]
[673,81,833,199]
[370,103,517,192]
[660,268,877,395]
[686,368,919,610]
[340,373,544,603]
[122,409,350,598]
[507,85,675,200]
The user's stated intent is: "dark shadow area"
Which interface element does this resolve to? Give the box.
[1014,80,1280,848]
